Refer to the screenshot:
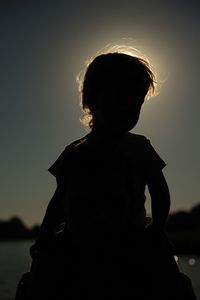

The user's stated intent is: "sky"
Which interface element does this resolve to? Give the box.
[1,0,200,227]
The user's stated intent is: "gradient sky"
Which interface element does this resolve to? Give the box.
[1,0,200,227]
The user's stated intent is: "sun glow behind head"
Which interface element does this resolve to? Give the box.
[77,43,158,102]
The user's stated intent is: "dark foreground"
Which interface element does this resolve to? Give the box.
[15,229,197,300]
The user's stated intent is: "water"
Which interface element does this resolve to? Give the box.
[0,241,32,300]
[0,241,199,300]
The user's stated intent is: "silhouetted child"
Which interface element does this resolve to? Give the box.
[25,52,197,300]
[41,53,168,240]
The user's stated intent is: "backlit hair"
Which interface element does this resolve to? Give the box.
[77,47,157,128]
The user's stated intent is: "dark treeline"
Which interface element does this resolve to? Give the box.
[0,217,40,241]
[167,204,200,231]
[0,204,200,253]
[166,203,200,254]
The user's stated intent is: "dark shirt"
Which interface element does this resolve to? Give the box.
[48,131,166,240]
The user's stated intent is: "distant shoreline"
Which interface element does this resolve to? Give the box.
[1,204,200,254]
[0,237,199,256]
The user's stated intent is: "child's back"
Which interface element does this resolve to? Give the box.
[53,131,165,242]
[26,50,197,300]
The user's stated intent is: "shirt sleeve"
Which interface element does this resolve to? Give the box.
[48,137,88,179]
[143,138,166,178]
[48,148,69,178]
[48,143,77,179]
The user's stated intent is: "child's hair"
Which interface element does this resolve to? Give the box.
[78,51,156,128]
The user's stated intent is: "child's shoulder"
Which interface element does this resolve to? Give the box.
[127,132,166,170]
[126,132,150,146]
[48,135,89,177]
[119,132,152,158]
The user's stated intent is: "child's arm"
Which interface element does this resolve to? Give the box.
[147,170,170,232]
[30,182,64,261]
[35,178,65,249]
[39,187,63,238]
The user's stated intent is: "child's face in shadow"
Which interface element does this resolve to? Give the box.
[93,88,144,133]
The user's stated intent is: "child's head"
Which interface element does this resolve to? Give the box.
[80,52,156,133]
